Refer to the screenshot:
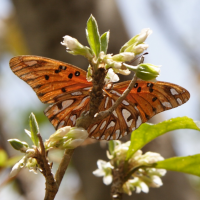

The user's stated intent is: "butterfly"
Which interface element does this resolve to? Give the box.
[10,55,190,140]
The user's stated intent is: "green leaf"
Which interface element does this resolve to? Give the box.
[109,140,115,155]
[100,31,110,54]
[86,15,101,57]
[127,117,200,160]
[0,149,8,167]
[119,35,139,53]
[29,113,39,147]
[155,154,200,177]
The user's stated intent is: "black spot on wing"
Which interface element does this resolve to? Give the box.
[59,65,67,70]
[68,73,73,79]
[45,75,49,80]
[75,71,80,76]
[137,87,141,92]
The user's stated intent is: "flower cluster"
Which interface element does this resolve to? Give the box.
[61,24,160,84]
[93,140,166,195]
[9,147,38,177]
[45,126,89,150]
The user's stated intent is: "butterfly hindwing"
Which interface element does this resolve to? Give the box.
[88,80,190,140]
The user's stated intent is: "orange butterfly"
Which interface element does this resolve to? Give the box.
[10,55,190,140]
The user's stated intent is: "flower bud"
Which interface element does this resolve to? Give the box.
[61,35,93,59]
[112,52,135,62]
[105,68,119,84]
[120,28,152,52]
[137,28,152,44]
[8,139,29,153]
[45,126,71,149]
[135,63,160,81]
[125,44,148,55]
[10,156,26,177]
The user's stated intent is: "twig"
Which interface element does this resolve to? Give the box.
[93,74,138,123]
[35,133,58,200]
[55,149,74,187]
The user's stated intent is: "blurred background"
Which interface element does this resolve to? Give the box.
[0,0,200,199]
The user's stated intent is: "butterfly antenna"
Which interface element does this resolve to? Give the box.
[129,52,148,65]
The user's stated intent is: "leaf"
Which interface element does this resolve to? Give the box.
[100,31,110,54]
[109,140,115,155]
[119,34,138,53]
[0,150,8,167]
[86,15,101,57]
[155,154,200,177]
[29,112,39,147]
[127,117,200,160]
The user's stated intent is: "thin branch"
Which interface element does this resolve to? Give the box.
[55,149,74,187]
[36,133,58,200]
[93,74,138,123]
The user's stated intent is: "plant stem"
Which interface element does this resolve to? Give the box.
[55,149,74,187]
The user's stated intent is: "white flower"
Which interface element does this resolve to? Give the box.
[61,35,83,50]
[138,152,164,165]
[93,160,114,185]
[112,52,135,62]
[123,177,149,195]
[132,44,149,54]
[137,28,153,44]
[63,127,89,149]
[105,68,119,84]
[10,158,24,177]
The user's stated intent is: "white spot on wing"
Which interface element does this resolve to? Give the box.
[162,102,172,108]
[115,130,120,139]
[122,100,129,105]
[110,90,121,97]
[105,97,109,109]
[24,61,37,66]
[177,98,182,105]
[89,124,98,133]
[71,91,82,96]
[57,121,65,129]
[62,99,74,109]
[100,121,107,130]
[170,88,179,95]
[112,110,118,118]
[83,87,91,90]
[111,99,115,106]
[107,121,115,129]
[101,135,105,139]
[70,115,76,125]
[134,106,139,112]
[136,116,142,128]
[73,96,90,110]
[122,109,133,127]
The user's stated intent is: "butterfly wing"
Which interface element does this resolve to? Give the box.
[10,55,92,104]
[10,56,190,140]
[88,80,190,140]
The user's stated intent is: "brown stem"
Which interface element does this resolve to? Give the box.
[93,74,137,123]
[111,167,124,200]
[55,149,74,187]
[76,67,107,129]
[35,133,58,200]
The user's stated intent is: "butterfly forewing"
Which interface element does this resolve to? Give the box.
[10,56,92,103]
[10,56,190,141]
